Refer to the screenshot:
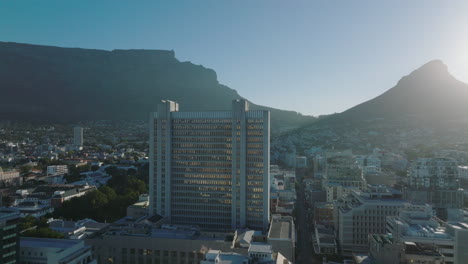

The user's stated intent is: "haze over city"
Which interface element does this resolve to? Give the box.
[2,0,468,115]
[2,1,468,264]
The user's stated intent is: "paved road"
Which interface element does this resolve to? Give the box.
[295,176,320,264]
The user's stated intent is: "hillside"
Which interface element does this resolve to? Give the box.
[321,60,468,126]
[274,60,468,155]
[0,42,315,131]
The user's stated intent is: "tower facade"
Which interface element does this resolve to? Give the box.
[149,99,270,231]
[73,126,83,147]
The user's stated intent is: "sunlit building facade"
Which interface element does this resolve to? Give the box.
[149,99,270,231]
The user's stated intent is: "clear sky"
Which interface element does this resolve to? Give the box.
[1,0,467,116]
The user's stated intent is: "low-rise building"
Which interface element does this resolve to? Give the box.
[267,215,295,262]
[20,237,95,264]
[0,167,22,187]
[388,204,468,264]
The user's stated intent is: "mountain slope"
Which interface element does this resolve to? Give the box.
[321,60,468,126]
[0,42,315,131]
[275,60,468,155]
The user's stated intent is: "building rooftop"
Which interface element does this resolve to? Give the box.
[268,215,293,240]
[248,243,272,253]
[20,237,82,250]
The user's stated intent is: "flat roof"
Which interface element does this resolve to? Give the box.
[269,221,290,239]
[248,243,272,253]
[20,238,82,250]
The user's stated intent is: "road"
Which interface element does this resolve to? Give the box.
[295,176,320,264]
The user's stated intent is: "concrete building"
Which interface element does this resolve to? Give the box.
[387,204,468,264]
[73,126,83,147]
[86,216,255,264]
[312,224,337,255]
[126,194,149,219]
[334,185,406,255]
[295,156,307,168]
[46,165,68,176]
[20,237,95,264]
[323,156,367,202]
[406,157,464,220]
[149,99,270,231]
[0,209,20,264]
[267,215,295,262]
[314,202,334,226]
[369,234,445,264]
[0,167,21,187]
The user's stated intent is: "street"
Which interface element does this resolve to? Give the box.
[295,175,320,264]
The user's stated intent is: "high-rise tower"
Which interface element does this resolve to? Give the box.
[149,99,270,231]
[73,126,83,147]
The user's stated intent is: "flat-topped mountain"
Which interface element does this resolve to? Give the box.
[0,42,315,131]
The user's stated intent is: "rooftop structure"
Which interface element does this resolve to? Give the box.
[388,204,468,264]
[20,237,95,264]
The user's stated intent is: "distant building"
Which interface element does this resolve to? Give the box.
[369,234,445,264]
[0,208,20,264]
[323,156,367,202]
[314,202,334,226]
[126,194,149,219]
[73,126,83,147]
[387,204,468,264]
[46,165,68,176]
[405,157,464,220]
[20,237,95,264]
[334,185,406,255]
[48,219,108,240]
[149,99,270,231]
[0,167,22,187]
[296,156,307,168]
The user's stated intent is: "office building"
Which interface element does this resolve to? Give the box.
[406,157,464,220]
[369,234,445,264]
[323,156,367,202]
[73,126,83,147]
[149,99,270,231]
[20,238,95,264]
[46,165,68,176]
[0,209,20,264]
[387,204,468,264]
[334,185,406,255]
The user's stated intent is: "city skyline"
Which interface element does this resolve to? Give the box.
[2,1,468,116]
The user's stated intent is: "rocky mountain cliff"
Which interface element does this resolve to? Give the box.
[0,42,315,131]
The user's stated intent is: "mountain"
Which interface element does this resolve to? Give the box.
[321,60,468,126]
[0,42,315,131]
[274,60,468,155]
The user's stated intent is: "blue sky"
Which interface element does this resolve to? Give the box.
[1,1,467,116]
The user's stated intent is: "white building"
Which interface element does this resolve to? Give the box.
[46,165,68,176]
[334,185,407,255]
[388,204,468,264]
[0,167,21,187]
[406,157,463,220]
[20,237,95,264]
[149,99,270,231]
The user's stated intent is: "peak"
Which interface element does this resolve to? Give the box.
[413,59,448,74]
